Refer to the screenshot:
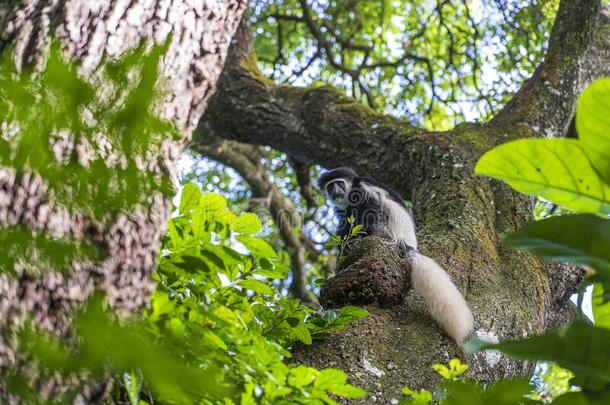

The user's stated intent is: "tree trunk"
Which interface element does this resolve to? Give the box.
[0,0,246,399]
[196,1,609,402]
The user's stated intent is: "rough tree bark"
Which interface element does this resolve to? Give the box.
[0,0,246,400]
[197,1,610,402]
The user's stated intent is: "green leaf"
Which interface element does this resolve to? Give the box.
[201,329,228,351]
[402,387,433,405]
[327,383,367,398]
[179,184,201,214]
[287,366,317,388]
[593,283,610,329]
[475,139,610,215]
[168,318,185,337]
[314,368,347,389]
[503,214,610,279]
[235,213,262,235]
[432,359,469,381]
[254,267,289,279]
[551,391,610,405]
[291,324,312,345]
[213,209,237,228]
[577,78,610,184]
[315,369,366,399]
[338,306,369,321]
[439,379,531,405]
[236,236,277,259]
[237,279,274,296]
[149,291,173,322]
[167,220,181,249]
[476,321,610,390]
[199,193,227,212]
[124,370,142,405]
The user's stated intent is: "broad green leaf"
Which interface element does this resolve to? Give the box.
[592,283,610,329]
[503,214,610,278]
[168,318,185,337]
[179,184,201,214]
[432,358,469,381]
[316,368,366,398]
[291,324,312,345]
[287,366,317,388]
[402,387,433,405]
[211,306,240,325]
[314,369,347,389]
[236,236,277,259]
[199,193,226,212]
[253,267,289,279]
[338,306,369,320]
[205,244,243,268]
[201,329,228,351]
[551,391,610,405]
[577,78,610,183]
[213,209,237,227]
[439,379,531,405]
[191,208,211,239]
[475,139,610,215]
[235,213,262,235]
[237,279,274,295]
[327,383,367,398]
[200,250,227,271]
[149,291,173,322]
[167,220,181,250]
[476,321,610,390]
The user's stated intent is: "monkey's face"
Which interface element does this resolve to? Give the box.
[324,178,351,209]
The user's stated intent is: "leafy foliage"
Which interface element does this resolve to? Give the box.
[150,186,367,403]
[0,42,178,274]
[577,78,610,184]
[475,139,610,215]
[503,214,610,283]
[7,293,228,404]
[471,78,610,403]
[4,186,368,403]
[530,363,576,403]
[0,43,176,218]
[325,214,366,266]
[400,359,534,405]
[431,359,469,381]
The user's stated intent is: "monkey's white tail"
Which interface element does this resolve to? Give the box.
[409,253,474,344]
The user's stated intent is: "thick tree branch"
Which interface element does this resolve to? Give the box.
[200,0,610,194]
[490,1,610,138]
[199,20,437,196]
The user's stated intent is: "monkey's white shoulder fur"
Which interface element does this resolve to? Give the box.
[363,183,474,344]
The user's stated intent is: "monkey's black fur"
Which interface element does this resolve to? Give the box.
[318,167,474,343]
[318,167,412,239]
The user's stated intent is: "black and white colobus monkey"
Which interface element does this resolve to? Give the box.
[318,167,474,344]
